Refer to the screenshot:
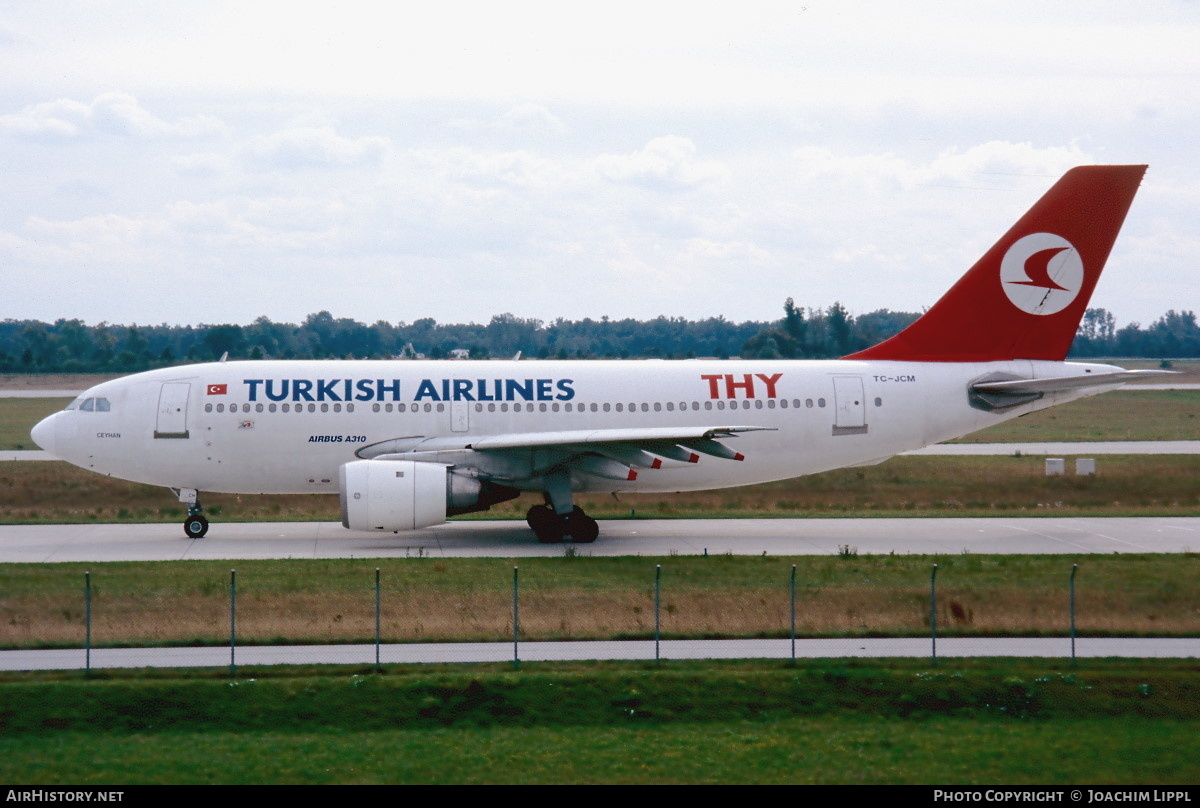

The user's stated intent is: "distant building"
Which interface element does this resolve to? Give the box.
[449,349,470,360]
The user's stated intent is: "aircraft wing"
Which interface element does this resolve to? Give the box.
[356,425,775,482]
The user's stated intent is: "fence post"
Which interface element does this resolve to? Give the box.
[512,566,519,670]
[1070,563,1078,665]
[84,570,92,676]
[229,569,237,678]
[930,564,939,665]
[654,564,661,664]
[375,567,382,671]
[789,564,796,666]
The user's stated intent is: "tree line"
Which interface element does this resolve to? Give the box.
[1,304,1196,373]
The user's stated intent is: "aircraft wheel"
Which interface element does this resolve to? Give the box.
[526,505,564,543]
[565,508,599,543]
[184,514,209,539]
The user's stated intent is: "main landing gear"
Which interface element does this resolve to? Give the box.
[525,472,600,543]
[526,504,599,544]
[176,488,210,539]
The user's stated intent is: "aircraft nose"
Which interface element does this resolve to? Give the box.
[31,413,57,456]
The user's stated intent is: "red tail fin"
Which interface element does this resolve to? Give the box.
[846,165,1147,362]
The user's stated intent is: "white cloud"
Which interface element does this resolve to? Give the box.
[171,152,233,176]
[595,136,728,190]
[243,126,389,169]
[496,104,567,134]
[0,93,226,140]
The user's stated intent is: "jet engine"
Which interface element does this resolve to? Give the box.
[339,459,518,532]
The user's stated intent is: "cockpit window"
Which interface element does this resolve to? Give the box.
[74,397,111,413]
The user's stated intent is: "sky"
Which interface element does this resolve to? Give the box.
[1,1,1197,330]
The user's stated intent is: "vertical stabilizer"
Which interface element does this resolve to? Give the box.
[847,165,1147,362]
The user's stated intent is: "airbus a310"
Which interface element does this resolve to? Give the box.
[31,165,1159,543]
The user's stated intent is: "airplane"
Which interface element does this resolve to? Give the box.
[31,164,1163,543]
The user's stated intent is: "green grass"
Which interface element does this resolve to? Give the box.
[958,390,1200,443]
[1,661,1197,784]
[4,554,1198,649]
[0,398,70,450]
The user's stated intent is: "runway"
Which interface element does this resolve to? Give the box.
[2,516,1197,562]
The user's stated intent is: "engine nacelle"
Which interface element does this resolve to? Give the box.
[339,460,450,532]
[339,459,521,532]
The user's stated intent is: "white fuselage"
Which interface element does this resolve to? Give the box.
[35,358,1122,496]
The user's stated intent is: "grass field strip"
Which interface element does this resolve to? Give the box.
[1,556,1196,671]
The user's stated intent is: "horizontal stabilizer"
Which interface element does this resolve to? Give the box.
[971,369,1174,395]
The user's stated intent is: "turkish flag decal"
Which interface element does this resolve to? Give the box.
[206,384,228,395]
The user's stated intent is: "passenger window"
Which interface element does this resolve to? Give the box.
[818,398,826,408]
[205,403,213,413]
[216,403,224,413]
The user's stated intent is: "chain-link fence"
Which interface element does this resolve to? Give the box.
[1,555,1197,672]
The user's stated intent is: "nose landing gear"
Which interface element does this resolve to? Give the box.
[175,488,210,539]
[184,508,209,539]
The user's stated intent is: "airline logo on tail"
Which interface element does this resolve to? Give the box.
[1000,232,1083,316]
